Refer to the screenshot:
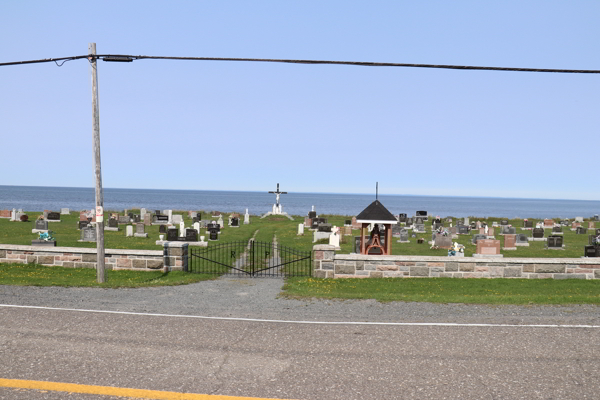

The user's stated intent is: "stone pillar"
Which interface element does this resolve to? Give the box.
[162,242,188,272]
[313,244,336,278]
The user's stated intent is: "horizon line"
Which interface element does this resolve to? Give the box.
[0,184,598,203]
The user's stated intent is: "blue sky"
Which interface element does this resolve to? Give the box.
[1,1,599,200]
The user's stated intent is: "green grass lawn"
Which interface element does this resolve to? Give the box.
[0,262,216,288]
[282,276,600,305]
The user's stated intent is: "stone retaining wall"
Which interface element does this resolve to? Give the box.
[0,242,189,272]
[313,245,600,280]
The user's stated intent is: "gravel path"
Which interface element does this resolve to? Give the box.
[1,277,599,326]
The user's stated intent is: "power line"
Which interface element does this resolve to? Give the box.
[0,53,599,74]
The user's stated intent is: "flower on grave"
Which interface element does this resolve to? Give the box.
[37,214,44,220]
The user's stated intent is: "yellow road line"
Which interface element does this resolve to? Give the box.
[0,378,294,400]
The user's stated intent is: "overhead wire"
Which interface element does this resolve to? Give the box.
[0,54,599,74]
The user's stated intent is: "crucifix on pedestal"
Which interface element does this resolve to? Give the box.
[268,183,287,214]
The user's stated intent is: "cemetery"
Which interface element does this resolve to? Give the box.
[0,207,599,279]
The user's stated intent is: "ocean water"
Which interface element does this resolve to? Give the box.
[0,185,599,219]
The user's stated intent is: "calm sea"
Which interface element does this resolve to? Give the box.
[0,185,598,219]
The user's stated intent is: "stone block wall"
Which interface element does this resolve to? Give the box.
[313,245,600,280]
[0,243,188,272]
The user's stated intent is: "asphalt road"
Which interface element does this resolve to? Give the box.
[1,278,599,399]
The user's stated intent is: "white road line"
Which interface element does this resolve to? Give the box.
[1,304,598,328]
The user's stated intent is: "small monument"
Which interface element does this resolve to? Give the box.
[261,183,294,220]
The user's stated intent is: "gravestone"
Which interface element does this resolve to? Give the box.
[547,235,563,248]
[172,214,183,225]
[329,232,340,248]
[78,220,89,230]
[179,221,186,238]
[532,228,544,238]
[108,218,118,228]
[575,216,584,223]
[159,224,167,234]
[463,217,470,226]
[405,217,413,226]
[492,221,498,227]
[126,225,133,237]
[244,209,250,224]
[398,213,407,223]
[318,223,332,233]
[544,219,554,228]
[595,215,600,221]
[308,211,317,219]
[47,212,60,221]
[80,227,97,242]
[60,208,70,215]
[576,227,587,234]
[500,220,508,226]
[297,224,304,236]
[143,213,151,226]
[133,214,141,223]
[398,229,409,243]
[596,228,600,236]
[504,234,517,250]
[472,234,487,244]
[415,210,428,221]
[209,228,219,241]
[134,223,148,238]
[392,224,403,238]
[190,211,197,219]
[118,215,129,224]
[475,239,501,256]
[185,228,198,242]
[140,208,147,218]
[588,221,595,229]
[584,245,599,257]
[523,220,533,228]
[434,235,452,249]
[458,225,469,235]
[414,223,425,233]
[231,217,239,227]
[502,226,516,235]
[35,219,48,231]
[552,226,562,235]
[167,228,178,241]
[515,233,529,246]
[217,216,224,229]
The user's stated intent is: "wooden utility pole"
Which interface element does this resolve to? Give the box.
[89,43,105,283]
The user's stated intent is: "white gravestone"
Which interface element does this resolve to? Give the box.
[297,223,304,236]
[179,221,185,237]
[329,232,340,248]
[10,209,16,221]
[244,209,250,225]
[217,216,224,228]
[60,208,70,215]
[140,208,146,218]
[126,225,133,237]
[193,222,200,232]
[167,210,173,224]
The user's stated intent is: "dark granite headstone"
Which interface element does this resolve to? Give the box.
[552,226,562,233]
[345,220,352,226]
[576,227,587,234]
[502,226,516,235]
[308,211,317,219]
[584,245,599,257]
[532,228,544,238]
[405,218,413,225]
[47,212,60,221]
[416,211,428,220]
[472,234,487,244]
[78,220,89,230]
[159,224,167,234]
[523,220,534,228]
[398,213,407,223]
[166,228,178,241]
[318,223,332,233]
[185,228,198,242]
[231,217,239,227]
[209,229,218,241]
[547,235,563,248]
[458,225,469,235]
[108,218,118,228]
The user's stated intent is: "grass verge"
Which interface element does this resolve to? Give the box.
[0,263,216,288]
[282,276,600,305]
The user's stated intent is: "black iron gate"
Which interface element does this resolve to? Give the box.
[188,241,312,277]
